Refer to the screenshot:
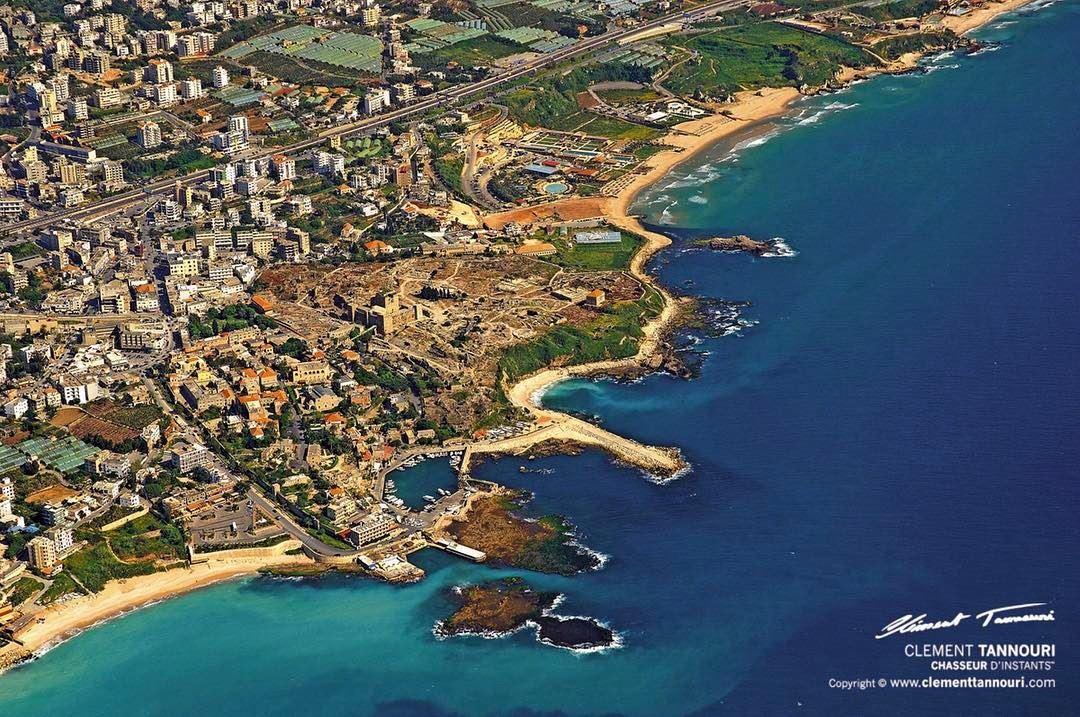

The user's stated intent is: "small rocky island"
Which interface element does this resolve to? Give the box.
[437,578,616,651]
[448,491,601,576]
[696,235,795,257]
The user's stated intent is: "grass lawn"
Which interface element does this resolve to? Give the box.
[575,115,660,141]
[549,232,644,271]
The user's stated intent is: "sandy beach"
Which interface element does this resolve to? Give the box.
[489,0,1038,457]
[942,0,1038,36]
[0,0,1040,680]
[489,87,802,437]
[486,0,1041,468]
[1,553,310,670]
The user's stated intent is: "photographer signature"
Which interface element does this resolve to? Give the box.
[875,602,1054,639]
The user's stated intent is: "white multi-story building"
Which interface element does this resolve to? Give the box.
[179,78,203,101]
[171,441,210,473]
[177,31,215,57]
[59,375,101,404]
[150,82,177,107]
[314,151,345,177]
[362,88,390,115]
[136,121,162,149]
[67,96,88,121]
[145,58,174,83]
[211,66,229,89]
[271,154,295,181]
[3,396,28,418]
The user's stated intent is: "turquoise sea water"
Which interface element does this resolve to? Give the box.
[2,3,1078,715]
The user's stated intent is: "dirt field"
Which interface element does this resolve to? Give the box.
[483,197,610,230]
[52,404,141,446]
[26,485,80,505]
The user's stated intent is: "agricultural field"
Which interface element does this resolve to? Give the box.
[222,24,383,74]
[663,22,877,97]
[52,400,159,450]
[412,35,523,68]
[594,86,666,105]
[17,436,100,474]
[241,50,368,89]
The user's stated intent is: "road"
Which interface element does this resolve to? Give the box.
[247,488,354,557]
[0,0,746,240]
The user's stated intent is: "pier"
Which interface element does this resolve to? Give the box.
[461,415,685,478]
[431,538,487,562]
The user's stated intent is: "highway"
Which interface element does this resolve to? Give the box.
[0,0,747,240]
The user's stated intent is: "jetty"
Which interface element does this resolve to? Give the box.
[461,414,684,478]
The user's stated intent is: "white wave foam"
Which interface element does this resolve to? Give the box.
[687,195,708,205]
[434,591,624,654]
[732,129,780,152]
[568,539,610,570]
[762,237,798,258]
[642,451,693,485]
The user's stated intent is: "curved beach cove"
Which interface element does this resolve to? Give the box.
[2,3,1079,715]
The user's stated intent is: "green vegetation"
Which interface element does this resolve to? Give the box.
[426,132,466,200]
[38,573,86,604]
[242,50,367,88]
[104,404,163,430]
[6,576,41,607]
[355,361,409,392]
[16,271,46,307]
[498,286,665,384]
[595,87,665,105]
[860,0,943,23]
[9,241,41,260]
[872,31,955,61]
[414,35,522,68]
[63,542,158,593]
[188,304,277,339]
[665,22,877,97]
[275,337,310,360]
[505,63,661,139]
[124,146,216,179]
[548,231,644,271]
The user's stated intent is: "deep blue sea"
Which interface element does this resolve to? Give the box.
[2,3,1077,714]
